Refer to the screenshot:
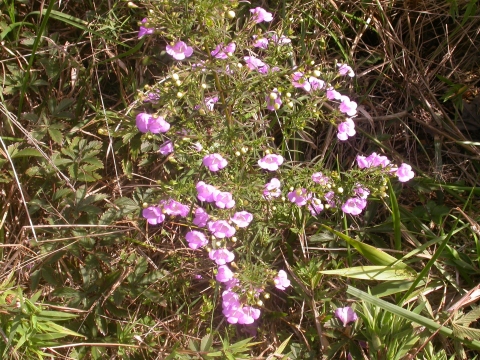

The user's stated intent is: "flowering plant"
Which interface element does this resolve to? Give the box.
[131,0,415,331]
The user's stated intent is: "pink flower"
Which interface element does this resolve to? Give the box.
[216,265,234,282]
[166,41,193,60]
[334,306,358,327]
[250,7,273,23]
[193,208,210,227]
[163,199,189,217]
[341,197,367,215]
[263,178,281,199]
[196,181,219,202]
[209,249,235,265]
[326,87,342,100]
[309,76,325,91]
[308,198,324,216]
[252,36,269,49]
[138,18,154,38]
[271,33,291,45]
[291,72,311,92]
[274,270,291,290]
[337,63,355,77]
[356,153,391,169]
[265,89,282,111]
[287,188,311,206]
[203,153,228,172]
[244,56,269,74]
[258,154,284,171]
[185,230,208,250]
[208,220,236,238]
[136,113,170,133]
[325,191,337,208]
[355,185,370,199]
[311,172,329,185]
[339,95,358,116]
[205,96,219,111]
[142,206,165,225]
[230,211,253,228]
[214,191,235,209]
[337,118,356,141]
[211,42,236,59]
[159,141,173,155]
[396,163,414,182]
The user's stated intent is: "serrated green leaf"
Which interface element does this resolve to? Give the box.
[48,128,63,145]
[11,148,43,158]
[454,306,480,326]
[453,323,480,341]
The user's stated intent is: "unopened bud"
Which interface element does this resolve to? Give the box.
[269,92,278,100]
[227,10,235,18]
[176,92,183,98]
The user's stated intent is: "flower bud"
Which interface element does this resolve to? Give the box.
[241,147,248,153]
[175,80,182,86]
[201,83,207,89]
[287,101,294,108]
[199,109,206,115]
[227,10,235,18]
[313,70,321,77]
[172,73,179,80]
[286,92,291,98]
[337,187,344,193]
[231,236,237,243]
[309,60,315,66]
[263,293,270,299]
[265,149,271,155]
[237,63,243,68]
[127,2,139,8]
[269,92,278,100]
[271,206,277,211]
[142,202,149,208]
[176,92,183,98]
[235,151,241,156]
[256,300,264,306]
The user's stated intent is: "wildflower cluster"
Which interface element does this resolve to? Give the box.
[133,2,415,327]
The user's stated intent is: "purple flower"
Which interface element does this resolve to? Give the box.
[252,36,269,49]
[356,153,391,169]
[274,270,291,290]
[159,141,173,155]
[339,95,358,116]
[196,181,220,202]
[271,33,291,45]
[334,306,358,327]
[138,18,154,39]
[258,154,284,171]
[263,178,281,199]
[216,265,234,282]
[324,191,337,208]
[136,113,170,134]
[185,230,208,250]
[163,199,190,217]
[208,220,236,239]
[287,188,311,206]
[166,41,193,60]
[309,76,325,91]
[230,211,253,228]
[193,207,210,227]
[211,42,236,59]
[142,206,165,225]
[308,198,324,216]
[337,63,355,77]
[337,118,356,141]
[250,7,273,23]
[266,89,282,111]
[209,249,235,265]
[203,153,228,172]
[144,91,160,103]
[244,56,269,74]
[354,185,370,199]
[205,96,219,111]
[326,87,342,100]
[291,72,311,92]
[396,163,415,182]
[341,197,367,215]
[311,172,329,185]
[214,191,235,209]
